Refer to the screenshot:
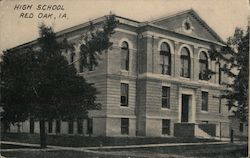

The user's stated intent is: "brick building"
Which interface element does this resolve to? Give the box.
[7,9,230,138]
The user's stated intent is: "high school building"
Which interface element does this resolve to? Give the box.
[7,9,230,138]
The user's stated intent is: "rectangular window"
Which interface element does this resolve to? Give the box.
[87,118,93,135]
[121,118,129,135]
[56,120,61,133]
[77,119,83,134]
[68,120,74,134]
[30,118,34,134]
[48,120,53,133]
[162,119,170,135]
[201,91,208,111]
[121,83,129,106]
[239,123,244,132]
[162,86,170,108]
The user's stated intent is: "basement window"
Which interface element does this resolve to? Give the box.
[121,118,129,135]
[162,119,170,135]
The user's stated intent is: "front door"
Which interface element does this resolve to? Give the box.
[181,94,189,122]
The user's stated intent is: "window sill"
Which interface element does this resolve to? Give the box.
[201,110,208,113]
[120,70,129,76]
[161,107,170,111]
[198,79,210,83]
[120,70,129,73]
[160,74,171,77]
[180,77,191,81]
[120,105,129,108]
[161,134,171,137]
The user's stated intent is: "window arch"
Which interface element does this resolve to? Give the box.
[160,42,171,75]
[121,41,129,71]
[199,51,209,80]
[180,47,191,78]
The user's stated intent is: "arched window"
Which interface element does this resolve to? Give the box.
[121,41,129,71]
[215,61,222,84]
[180,47,191,78]
[199,51,209,80]
[160,42,171,75]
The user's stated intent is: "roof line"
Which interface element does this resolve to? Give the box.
[9,9,226,51]
[147,23,226,46]
[56,16,107,37]
[150,8,194,23]
[149,9,225,44]
[190,10,225,44]
[114,15,140,23]
[57,15,140,37]
[9,14,140,51]
[9,16,108,50]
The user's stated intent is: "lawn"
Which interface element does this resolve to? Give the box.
[2,132,219,147]
[1,143,247,158]
[97,143,248,158]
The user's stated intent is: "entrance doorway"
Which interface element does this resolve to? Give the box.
[181,94,190,122]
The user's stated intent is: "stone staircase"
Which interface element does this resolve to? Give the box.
[174,123,216,139]
[194,125,212,139]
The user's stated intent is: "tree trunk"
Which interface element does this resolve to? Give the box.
[39,119,47,148]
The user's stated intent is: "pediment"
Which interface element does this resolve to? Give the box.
[150,9,224,44]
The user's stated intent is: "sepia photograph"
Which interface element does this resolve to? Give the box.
[0,0,249,157]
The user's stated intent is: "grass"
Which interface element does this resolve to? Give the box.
[2,132,247,157]
[2,132,220,147]
[1,143,248,158]
[98,143,248,158]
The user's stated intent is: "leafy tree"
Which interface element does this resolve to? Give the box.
[209,27,249,122]
[77,15,117,71]
[1,14,117,148]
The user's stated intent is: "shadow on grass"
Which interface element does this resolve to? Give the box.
[1,144,40,149]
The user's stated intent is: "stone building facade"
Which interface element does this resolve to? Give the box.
[7,9,230,138]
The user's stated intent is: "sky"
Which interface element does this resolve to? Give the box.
[0,0,249,52]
